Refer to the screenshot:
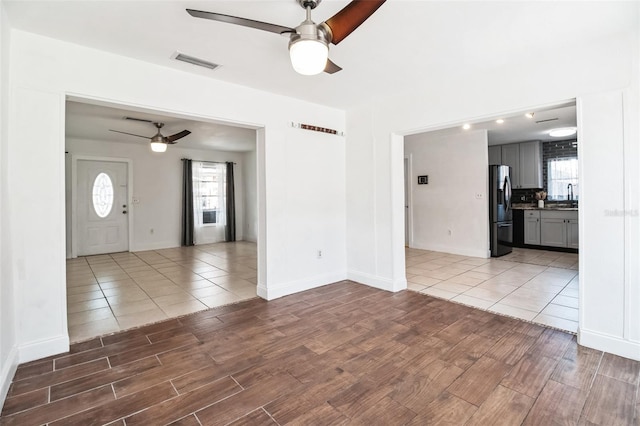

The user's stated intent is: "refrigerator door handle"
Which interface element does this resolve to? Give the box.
[504,175,512,213]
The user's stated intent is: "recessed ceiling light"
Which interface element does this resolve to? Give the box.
[463,123,471,130]
[496,119,505,124]
[525,112,534,119]
[549,127,577,137]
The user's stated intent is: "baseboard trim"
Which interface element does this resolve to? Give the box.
[347,270,406,292]
[18,334,69,364]
[0,345,19,411]
[257,271,348,300]
[130,241,178,252]
[410,242,488,259]
[578,328,640,361]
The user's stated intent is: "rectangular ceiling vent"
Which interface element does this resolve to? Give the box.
[123,116,152,123]
[535,118,559,124]
[173,52,220,71]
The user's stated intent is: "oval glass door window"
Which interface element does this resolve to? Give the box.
[92,172,114,218]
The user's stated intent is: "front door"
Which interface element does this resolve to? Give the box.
[77,160,129,256]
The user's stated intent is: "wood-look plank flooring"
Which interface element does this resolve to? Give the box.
[2,281,639,425]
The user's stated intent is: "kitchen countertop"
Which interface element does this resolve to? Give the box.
[511,203,578,211]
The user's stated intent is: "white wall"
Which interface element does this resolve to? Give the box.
[4,29,346,370]
[405,130,489,258]
[0,0,18,408]
[346,22,640,360]
[268,127,346,299]
[66,137,250,252]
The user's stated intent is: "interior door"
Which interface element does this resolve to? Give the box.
[77,160,129,256]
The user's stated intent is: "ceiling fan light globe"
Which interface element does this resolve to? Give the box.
[289,39,328,75]
[150,142,167,153]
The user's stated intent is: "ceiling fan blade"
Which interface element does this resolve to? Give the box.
[323,0,386,45]
[109,129,151,139]
[324,59,342,74]
[165,130,191,144]
[187,9,294,35]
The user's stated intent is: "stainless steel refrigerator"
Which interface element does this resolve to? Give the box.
[489,165,513,257]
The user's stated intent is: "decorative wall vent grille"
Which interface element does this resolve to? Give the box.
[290,122,345,136]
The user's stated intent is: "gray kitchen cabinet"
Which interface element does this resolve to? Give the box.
[540,210,579,248]
[519,141,543,188]
[490,141,542,189]
[524,210,541,245]
[567,219,579,249]
[501,143,520,189]
[488,145,502,165]
[540,217,566,247]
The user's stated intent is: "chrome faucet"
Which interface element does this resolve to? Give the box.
[567,183,574,204]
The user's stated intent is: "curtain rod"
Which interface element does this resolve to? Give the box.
[181,158,237,165]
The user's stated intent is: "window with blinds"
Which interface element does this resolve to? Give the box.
[547,158,578,200]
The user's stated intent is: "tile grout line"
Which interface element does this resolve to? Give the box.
[409,248,578,332]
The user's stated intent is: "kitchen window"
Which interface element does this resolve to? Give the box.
[547,158,578,201]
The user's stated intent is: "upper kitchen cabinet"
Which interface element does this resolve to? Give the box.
[488,141,543,189]
[501,144,520,188]
[488,145,502,165]
[519,141,543,188]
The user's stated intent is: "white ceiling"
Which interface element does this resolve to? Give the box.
[65,100,258,151]
[4,1,636,109]
[65,101,257,152]
[424,102,577,145]
[5,1,628,147]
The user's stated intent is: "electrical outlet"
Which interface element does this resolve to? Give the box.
[317,250,322,259]
[475,193,483,199]
[150,228,154,234]
[447,229,452,236]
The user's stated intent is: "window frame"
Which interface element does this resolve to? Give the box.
[546,157,579,201]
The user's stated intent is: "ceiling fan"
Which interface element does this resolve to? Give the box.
[110,120,191,153]
[187,0,386,75]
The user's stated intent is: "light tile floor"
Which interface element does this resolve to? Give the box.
[66,241,257,342]
[406,247,579,333]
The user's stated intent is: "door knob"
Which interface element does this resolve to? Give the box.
[122,210,127,214]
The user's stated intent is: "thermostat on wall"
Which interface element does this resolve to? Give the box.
[418,175,429,185]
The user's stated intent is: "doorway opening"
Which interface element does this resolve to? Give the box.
[402,100,579,333]
[64,98,263,342]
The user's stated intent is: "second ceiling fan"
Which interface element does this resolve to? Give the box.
[187,0,386,75]
[110,120,191,153]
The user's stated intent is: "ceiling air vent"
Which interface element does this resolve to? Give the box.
[173,52,220,71]
[123,116,152,123]
[535,118,559,124]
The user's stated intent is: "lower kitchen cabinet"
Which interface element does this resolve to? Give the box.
[567,218,579,249]
[540,217,566,247]
[524,210,541,245]
[540,210,578,248]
